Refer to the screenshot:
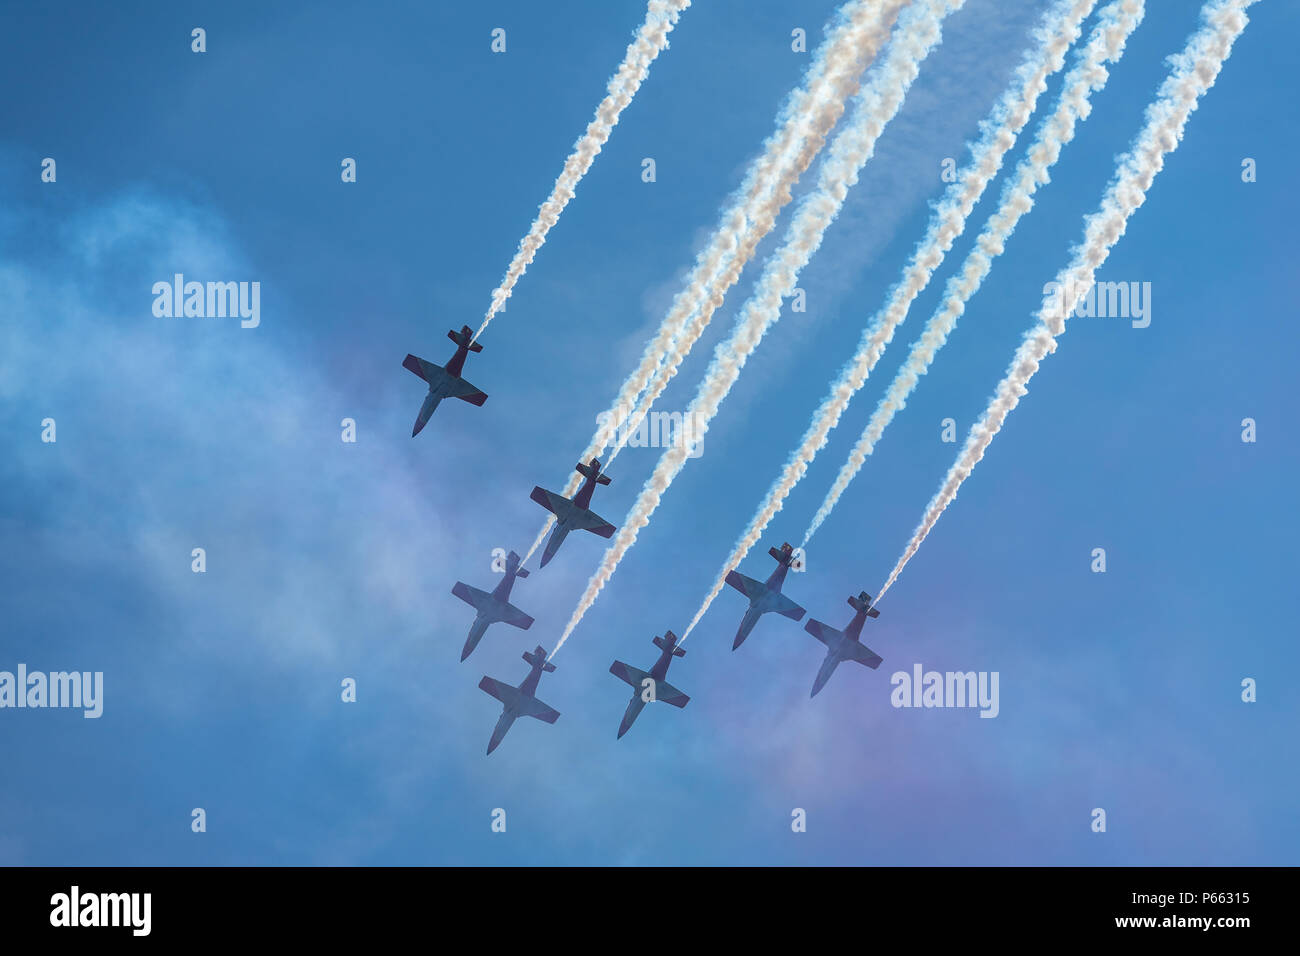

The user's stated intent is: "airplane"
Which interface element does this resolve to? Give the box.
[609,630,690,739]
[478,645,560,755]
[724,541,807,650]
[402,325,488,436]
[803,591,883,698]
[529,459,617,568]
[451,549,534,662]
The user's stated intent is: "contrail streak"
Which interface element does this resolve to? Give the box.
[879,0,1256,602]
[681,0,1100,639]
[804,0,1144,547]
[552,0,962,656]
[475,0,691,340]
[593,0,908,470]
[523,0,908,566]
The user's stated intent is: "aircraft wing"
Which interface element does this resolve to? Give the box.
[520,696,561,724]
[530,486,571,518]
[447,376,488,406]
[804,619,843,646]
[500,602,534,631]
[770,590,806,621]
[848,642,883,669]
[570,507,616,538]
[609,661,651,689]
[652,679,690,708]
[725,570,764,600]
[452,581,491,611]
[403,354,443,382]
[479,677,520,707]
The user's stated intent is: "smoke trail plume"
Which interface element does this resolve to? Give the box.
[553,0,961,656]
[879,0,1256,602]
[525,0,906,555]
[804,0,1144,546]
[681,0,1100,639]
[476,0,691,339]
[592,0,907,471]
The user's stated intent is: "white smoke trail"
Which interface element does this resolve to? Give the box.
[804,0,1144,546]
[592,0,907,470]
[680,0,1100,639]
[475,0,691,340]
[552,0,962,656]
[878,0,1256,602]
[523,0,907,564]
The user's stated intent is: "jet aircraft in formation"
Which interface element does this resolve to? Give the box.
[452,550,533,662]
[478,646,561,755]
[529,459,617,568]
[804,591,883,698]
[401,334,888,751]
[725,542,806,650]
[403,325,489,436]
[609,630,690,738]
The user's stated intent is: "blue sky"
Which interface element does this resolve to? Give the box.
[1,0,1296,865]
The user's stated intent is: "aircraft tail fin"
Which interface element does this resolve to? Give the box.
[576,460,612,485]
[506,550,529,578]
[848,591,880,618]
[523,647,556,672]
[769,543,795,566]
[449,326,483,352]
[653,633,686,657]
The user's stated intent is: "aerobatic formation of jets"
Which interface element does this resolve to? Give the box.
[406,328,887,754]
[398,0,1256,753]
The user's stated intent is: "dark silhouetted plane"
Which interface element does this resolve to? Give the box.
[451,550,534,662]
[724,541,807,650]
[609,630,690,738]
[804,591,882,697]
[478,646,560,755]
[529,459,616,567]
[403,325,488,435]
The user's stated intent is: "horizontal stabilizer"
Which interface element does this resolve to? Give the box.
[448,327,483,352]
[522,647,556,672]
[848,591,880,617]
[576,460,612,485]
[507,551,529,578]
[653,634,686,657]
